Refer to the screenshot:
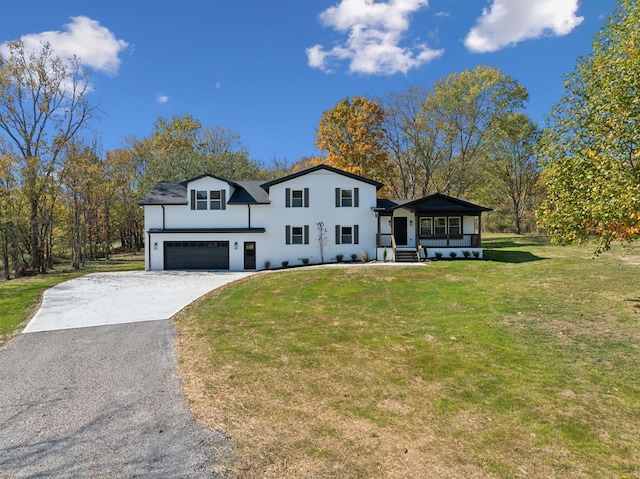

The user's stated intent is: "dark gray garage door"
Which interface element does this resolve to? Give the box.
[164,241,229,270]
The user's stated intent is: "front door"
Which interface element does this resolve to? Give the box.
[244,242,256,270]
[393,217,408,246]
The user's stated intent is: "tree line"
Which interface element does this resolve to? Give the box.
[0,0,637,278]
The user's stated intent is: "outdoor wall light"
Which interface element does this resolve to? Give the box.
[410,220,413,226]
[234,241,238,249]
[153,242,158,250]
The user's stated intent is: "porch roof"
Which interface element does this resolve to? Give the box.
[375,193,491,216]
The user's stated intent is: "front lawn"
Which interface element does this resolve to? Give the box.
[175,236,640,478]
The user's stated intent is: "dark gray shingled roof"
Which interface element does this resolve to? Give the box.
[375,193,491,214]
[139,165,384,206]
[138,182,188,205]
[228,180,271,204]
[260,164,384,190]
[138,178,271,206]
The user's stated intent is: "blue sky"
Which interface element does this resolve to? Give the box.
[1,0,617,166]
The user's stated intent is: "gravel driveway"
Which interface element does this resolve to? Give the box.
[0,271,251,478]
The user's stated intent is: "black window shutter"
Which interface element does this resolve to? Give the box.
[285,225,291,245]
[285,188,290,207]
[335,225,341,244]
[354,188,359,207]
[354,225,359,244]
[335,188,340,207]
[304,225,309,244]
[221,189,226,210]
[304,188,309,208]
[190,190,195,210]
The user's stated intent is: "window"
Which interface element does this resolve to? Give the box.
[335,225,359,244]
[285,188,309,207]
[335,187,359,207]
[420,217,462,236]
[191,189,226,210]
[291,226,304,244]
[434,217,447,235]
[341,226,353,244]
[210,190,222,210]
[196,190,207,210]
[448,217,461,235]
[291,190,303,207]
[419,218,433,236]
[341,189,353,207]
[285,225,309,245]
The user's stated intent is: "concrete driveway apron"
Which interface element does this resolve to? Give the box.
[23,270,252,332]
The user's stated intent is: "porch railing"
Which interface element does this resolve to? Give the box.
[419,234,480,248]
[377,233,393,248]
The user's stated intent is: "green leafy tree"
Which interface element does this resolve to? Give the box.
[135,114,262,195]
[427,66,529,198]
[538,0,640,251]
[484,113,541,234]
[0,40,98,272]
[315,95,389,186]
[382,67,529,200]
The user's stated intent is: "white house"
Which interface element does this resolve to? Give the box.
[139,164,491,271]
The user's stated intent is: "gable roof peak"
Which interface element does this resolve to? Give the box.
[261,164,384,190]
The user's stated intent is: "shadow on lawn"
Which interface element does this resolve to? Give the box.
[480,235,547,264]
[483,248,545,264]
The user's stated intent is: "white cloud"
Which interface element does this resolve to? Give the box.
[156,94,169,104]
[307,0,443,75]
[464,0,584,53]
[1,16,128,74]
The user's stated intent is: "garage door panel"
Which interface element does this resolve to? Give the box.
[164,241,229,270]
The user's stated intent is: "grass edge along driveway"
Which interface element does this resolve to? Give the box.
[175,236,640,479]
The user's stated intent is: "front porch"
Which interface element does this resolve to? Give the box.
[373,193,491,262]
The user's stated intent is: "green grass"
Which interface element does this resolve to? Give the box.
[176,235,640,478]
[0,254,144,338]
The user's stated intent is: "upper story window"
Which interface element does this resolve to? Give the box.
[191,189,226,210]
[335,187,359,207]
[210,190,222,210]
[285,188,309,208]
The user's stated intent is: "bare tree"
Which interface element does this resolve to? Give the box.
[316,222,328,263]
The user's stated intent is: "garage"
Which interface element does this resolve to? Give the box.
[164,241,229,270]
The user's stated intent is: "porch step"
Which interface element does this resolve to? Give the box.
[395,249,419,263]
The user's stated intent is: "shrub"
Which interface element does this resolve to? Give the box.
[264,260,271,269]
[361,251,369,262]
[281,260,289,268]
[449,251,457,259]
[351,253,357,262]
[302,258,309,265]
[383,248,388,262]
[472,251,480,258]
[462,250,471,258]
[434,251,443,259]
[336,254,344,262]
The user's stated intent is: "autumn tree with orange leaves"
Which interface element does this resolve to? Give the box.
[315,95,389,186]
